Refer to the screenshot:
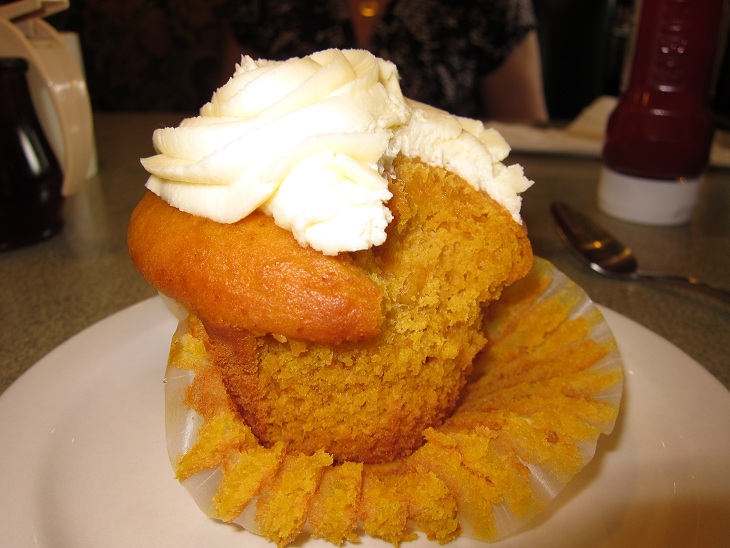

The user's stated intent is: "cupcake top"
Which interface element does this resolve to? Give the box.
[141,49,532,255]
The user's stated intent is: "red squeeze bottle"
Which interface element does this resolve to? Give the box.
[598,0,726,225]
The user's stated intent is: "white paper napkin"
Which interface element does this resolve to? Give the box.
[489,96,730,169]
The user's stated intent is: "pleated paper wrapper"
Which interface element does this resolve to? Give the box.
[163,257,624,546]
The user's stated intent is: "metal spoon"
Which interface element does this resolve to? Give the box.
[550,201,730,304]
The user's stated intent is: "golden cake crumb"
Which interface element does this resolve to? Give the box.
[389,465,461,543]
[175,414,258,481]
[308,462,364,545]
[255,450,334,546]
[215,442,286,522]
[360,469,415,545]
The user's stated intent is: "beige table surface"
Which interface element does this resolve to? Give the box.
[1,112,729,395]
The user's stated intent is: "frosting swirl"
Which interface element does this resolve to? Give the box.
[141,49,532,255]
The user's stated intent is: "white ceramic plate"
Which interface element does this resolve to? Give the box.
[1,297,729,547]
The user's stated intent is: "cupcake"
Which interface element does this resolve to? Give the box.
[127,49,622,546]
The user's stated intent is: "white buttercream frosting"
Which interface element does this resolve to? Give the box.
[141,49,532,255]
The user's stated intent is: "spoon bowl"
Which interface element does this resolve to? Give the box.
[550,201,730,303]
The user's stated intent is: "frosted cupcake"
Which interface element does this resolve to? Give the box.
[127,49,622,545]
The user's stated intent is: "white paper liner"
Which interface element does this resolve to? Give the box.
[163,257,624,545]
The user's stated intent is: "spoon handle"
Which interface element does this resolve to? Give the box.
[636,271,730,304]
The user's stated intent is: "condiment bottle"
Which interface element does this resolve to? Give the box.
[598,0,725,225]
[0,56,64,251]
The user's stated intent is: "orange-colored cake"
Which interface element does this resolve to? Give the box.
[128,49,623,546]
[130,154,532,464]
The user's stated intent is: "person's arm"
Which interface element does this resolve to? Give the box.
[479,30,549,124]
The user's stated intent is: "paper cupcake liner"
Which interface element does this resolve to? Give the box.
[163,257,624,545]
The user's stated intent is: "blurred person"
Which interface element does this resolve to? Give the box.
[46,0,547,121]
[221,0,549,123]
